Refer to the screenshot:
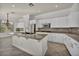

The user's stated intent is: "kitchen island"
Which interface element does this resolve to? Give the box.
[12,33,48,56]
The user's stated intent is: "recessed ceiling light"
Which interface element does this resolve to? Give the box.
[56,5,58,8]
[12,5,15,8]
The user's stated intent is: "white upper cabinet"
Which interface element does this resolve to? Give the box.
[36,16,69,28]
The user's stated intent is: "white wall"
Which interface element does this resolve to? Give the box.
[35,8,70,20]
[68,4,79,27]
[14,15,30,32]
[51,16,69,27]
[34,4,79,27]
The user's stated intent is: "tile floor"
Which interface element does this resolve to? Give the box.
[45,42,70,56]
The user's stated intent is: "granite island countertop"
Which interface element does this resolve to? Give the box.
[14,33,47,41]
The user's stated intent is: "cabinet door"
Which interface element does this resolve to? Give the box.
[48,33,65,44]
[69,38,79,56]
[53,34,65,44]
[63,36,68,45]
[48,33,55,42]
[69,44,79,56]
[64,36,79,56]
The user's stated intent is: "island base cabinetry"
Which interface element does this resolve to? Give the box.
[12,35,48,56]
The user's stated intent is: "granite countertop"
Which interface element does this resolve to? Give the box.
[0,32,14,38]
[66,34,79,42]
[37,28,79,35]
[37,28,70,33]
[37,28,79,42]
[14,33,47,41]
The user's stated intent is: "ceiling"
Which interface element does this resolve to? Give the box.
[0,3,73,15]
